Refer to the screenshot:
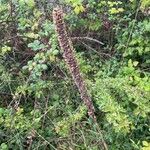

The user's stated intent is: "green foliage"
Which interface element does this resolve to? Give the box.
[55,104,87,136]
[0,0,150,149]
[65,0,85,14]
[142,141,150,150]
[0,46,11,56]
[116,18,150,68]
[140,0,150,10]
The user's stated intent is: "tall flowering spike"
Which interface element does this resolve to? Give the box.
[52,7,96,121]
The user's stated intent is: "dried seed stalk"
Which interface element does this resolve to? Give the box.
[52,7,108,150]
[52,7,96,121]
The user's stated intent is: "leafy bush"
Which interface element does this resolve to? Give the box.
[0,0,149,149]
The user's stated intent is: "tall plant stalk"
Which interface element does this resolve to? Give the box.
[52,7,96,121]
[52,7,108,150]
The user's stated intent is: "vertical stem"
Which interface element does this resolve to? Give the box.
[52,7,96,121]
[52,7,108,150]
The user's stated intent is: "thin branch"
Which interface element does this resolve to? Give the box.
[71,36,104,45]
[81,42,111,58]
[0,35,24,43]
[0,92,12,96]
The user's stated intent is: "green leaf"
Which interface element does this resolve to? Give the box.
[74,5,85,14]
[41,64,48,70]
[52,49,59,55]
[28,40,45,51]
[1,46,11,55]
[128,59,133,67]
[142,141,149,147]
[26,0,35,8]
[25,32,39,39]
[133,61,139,67]
[0,143,8,150]
[0,108,4,115]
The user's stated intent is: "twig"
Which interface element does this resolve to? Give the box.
[0,35,24,43]
[81,42,111,58]
[71,36,104,45]
[0,92,12,96]
[126,2,141,49]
